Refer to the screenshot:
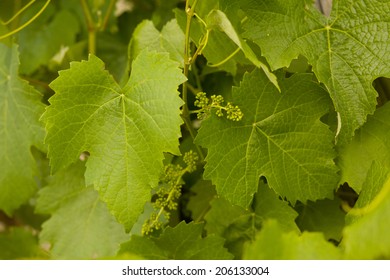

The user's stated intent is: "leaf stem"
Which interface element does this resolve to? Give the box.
[208,47,241,68]
[148,167,190,231]
[101,0,117,31]
[80,0,96,55]
[0,0,51,40]
[187,83,201,95]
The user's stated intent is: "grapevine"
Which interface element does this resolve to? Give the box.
[0,0,390,261]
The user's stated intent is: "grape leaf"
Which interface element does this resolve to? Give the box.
[42,50,186,231]
[37,161,128,259]
[338,102,390,193]
[196,70,338,207]
[343,162,390,259]
[0,228,42,260]
[129,19,184,68]
[295,197,345,241]
[0,43,45,215]
[243,219,341,260]
[242,0,390,144]
[119,222,233,260]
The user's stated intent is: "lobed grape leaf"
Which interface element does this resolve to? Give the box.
[243,219,341,260]
[129,19,184,68]
[342,162,390,259]
[42,50,186,231]
[37,161,128,259]
[196,70,339,207]
[242,0,390,144]
[0,43,45,215]
[119,222,233,260]
[338,102,390,193]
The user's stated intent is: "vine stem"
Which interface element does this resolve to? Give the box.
[0,0,51,40]
[148,167,190,230]
[80,0,117,55]
[101,0,117,31]
[80,0,96,55]
[182,0,205,162]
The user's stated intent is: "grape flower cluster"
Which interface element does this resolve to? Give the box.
[142,151,199,235]
[194,92,243,121]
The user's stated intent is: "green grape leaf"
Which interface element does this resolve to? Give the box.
[342,162,390,259]
[338,102,390,193]
[0,228,42,260]
[196,70,338,207]
[242,0,390,144]
[42,50,186,231]
[37,161,128,259]
[129,19,184,68]
[119,222,233,260]
[295,197,345,241]
[243,219,341,260]
[18,5,80,74]
[0,43,45,215]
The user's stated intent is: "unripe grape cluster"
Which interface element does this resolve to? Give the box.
[142,151,199,235]
[194,92,243,121]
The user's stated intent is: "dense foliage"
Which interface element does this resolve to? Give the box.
[1,0,390,260]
